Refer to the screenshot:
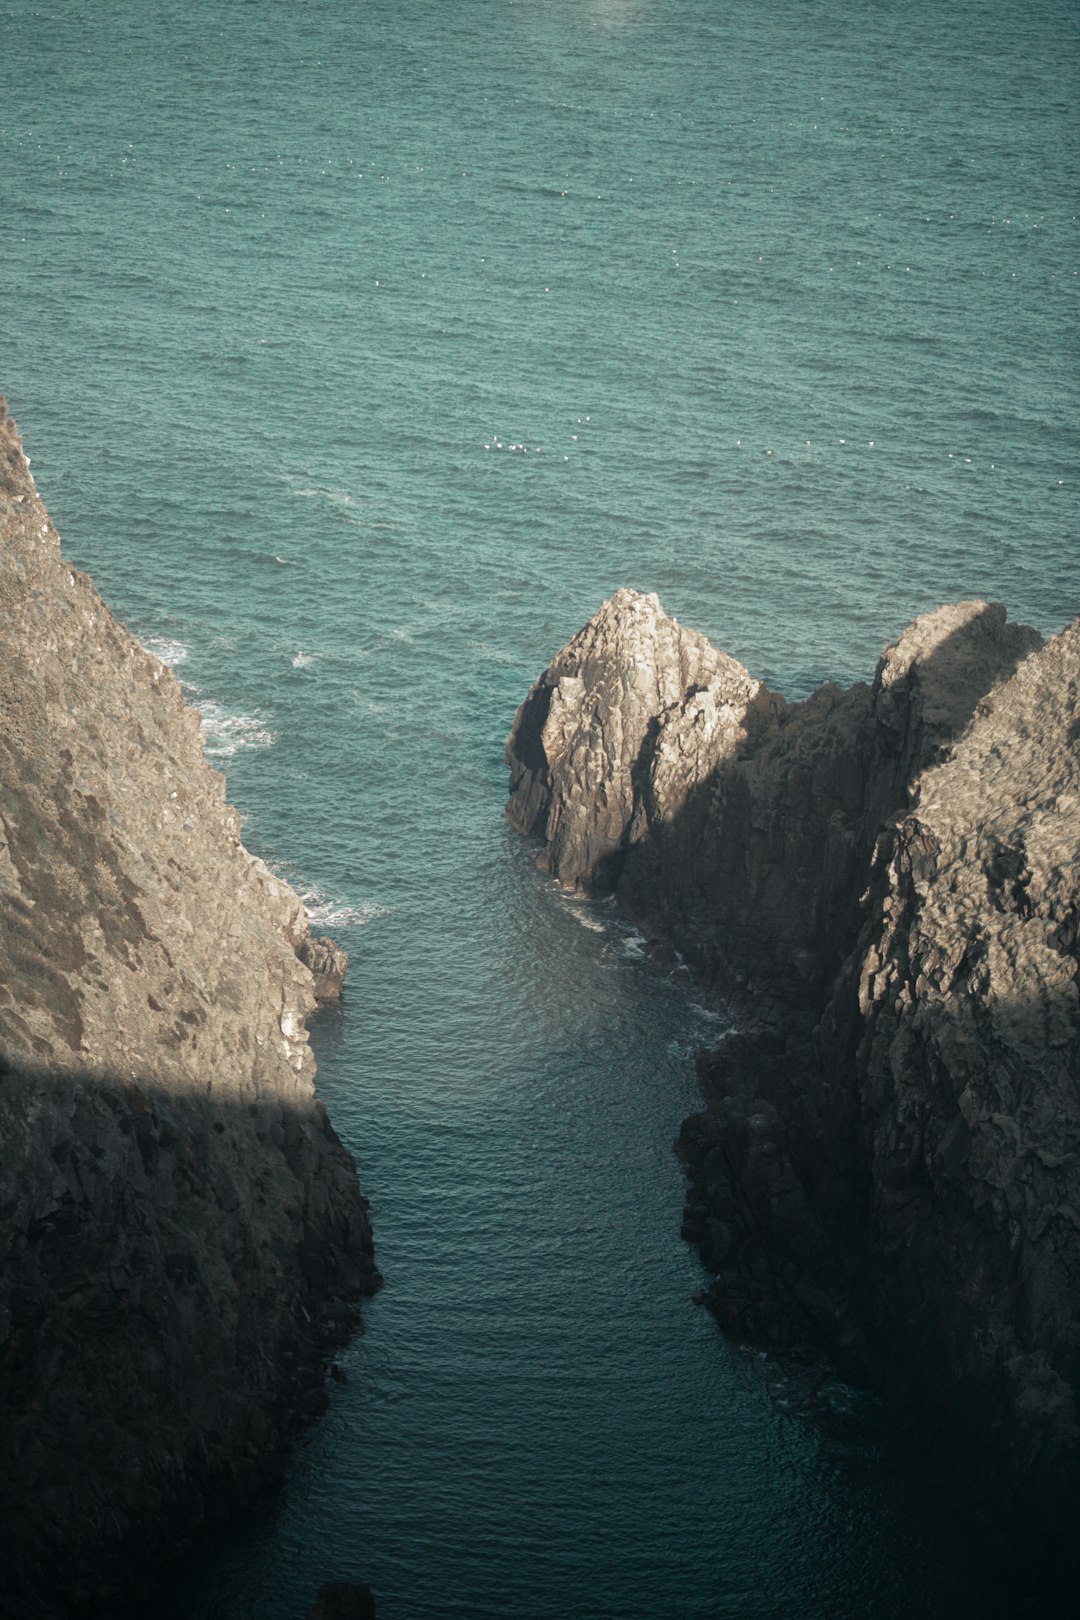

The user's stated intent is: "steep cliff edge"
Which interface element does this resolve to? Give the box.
[507,588,1078,1570]
[0,399,380,1615]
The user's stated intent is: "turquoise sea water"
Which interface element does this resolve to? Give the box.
[2,1,1078,1614]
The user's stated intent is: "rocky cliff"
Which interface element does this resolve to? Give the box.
[0,399,379,1616]
[507,588,1079,1578]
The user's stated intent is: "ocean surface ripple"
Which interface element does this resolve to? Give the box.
[3,1,1077,1614]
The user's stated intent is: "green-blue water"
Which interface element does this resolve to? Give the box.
[3,1,1077,1614]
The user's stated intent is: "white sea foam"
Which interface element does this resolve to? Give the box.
[140,635,189,668]
[136,638,278,761]
[197,703,277,758]
[256,862,391,930]
[557,892,607,933]
[619,930,648,959]
[285,475,360,510]
[301,890,392,929]
[575,912,607,933]
[292,650,314,668]
[689,1002,736,1046]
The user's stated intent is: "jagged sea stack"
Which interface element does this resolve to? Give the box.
[0,399,379,1614]
[507,588,1079,1579]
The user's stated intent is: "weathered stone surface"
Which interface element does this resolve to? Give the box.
[510,590,1042,1006]
[847,619,1080,1525]
[507,587,1078,1579]
[0,398,380,1614]
[300,934,350,1003]
[505,587,784,895]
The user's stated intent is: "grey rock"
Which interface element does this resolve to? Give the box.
[299,934,349,1003]
[0,398,380,1613]
[506,587,783,897]
[507,587,1078,1575]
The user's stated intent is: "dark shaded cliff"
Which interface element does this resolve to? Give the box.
[507,588,1079,1582]
[0,399,379,1615]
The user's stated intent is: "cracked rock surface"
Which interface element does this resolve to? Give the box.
[508,587,1078,1580]
[506,587,784,896]
[0,399,379,1615]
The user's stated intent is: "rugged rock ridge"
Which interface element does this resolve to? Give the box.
[506,587,1078,1575]
[0,399,379,1615]
[507,591,1042,1010]
[844,619,1080,1510]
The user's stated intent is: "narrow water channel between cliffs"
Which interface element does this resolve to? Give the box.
[148,807,1030,1620]
[7,4,1075,1605]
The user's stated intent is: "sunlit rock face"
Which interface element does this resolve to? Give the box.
[0,398,379,1614]
[508,588,1079,1575]
[506,587,783,898]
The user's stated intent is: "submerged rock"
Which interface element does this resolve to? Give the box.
[0,398,380,1614]
[507,587,1078,1579]
[305,1582,377,1620]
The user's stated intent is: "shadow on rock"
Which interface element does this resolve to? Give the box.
[506,589,1079,1600]
[0,1055,381,1619]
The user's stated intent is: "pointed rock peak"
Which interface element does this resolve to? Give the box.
[506,590,782,894]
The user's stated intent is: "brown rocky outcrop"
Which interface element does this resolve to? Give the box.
[507,587,1078,1579]
[0,398,380,1615]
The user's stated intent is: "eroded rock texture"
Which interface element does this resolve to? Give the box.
[846,621,1080,1525]
[0,399,379,1615]
[506,587,784,896]
[507,587,1078,1577]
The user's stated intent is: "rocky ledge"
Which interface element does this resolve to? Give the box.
[0,399,380,1616]
[507,587,1079,1582]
